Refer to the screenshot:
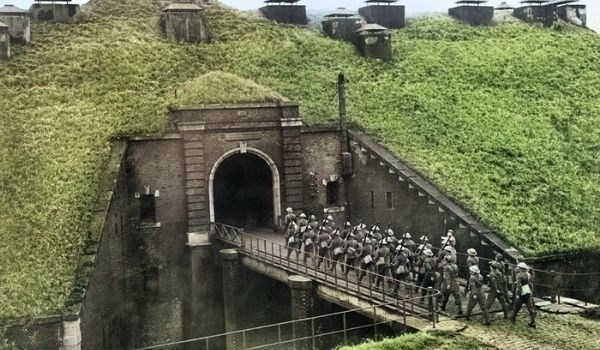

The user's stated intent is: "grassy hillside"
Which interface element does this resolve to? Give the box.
[0,0,598,317]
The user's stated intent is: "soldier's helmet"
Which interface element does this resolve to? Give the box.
[443,245,453,252]
[310,214,317,220]
[286,207,294,213]
[495,253,503,261]
[469,265,480,274]
[447,229,454,236]
[424,249,433,257]
[404,232,411,239]
[467,248,477,256]
[345,221,352,227]
[327,215,334,222]
[517,262,529,270]
[444,253,453,261]
[419,235,428,242]
[386,228,394,236]
[299,213,307,218]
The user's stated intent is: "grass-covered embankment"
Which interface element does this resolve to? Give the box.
[0,0,598,318]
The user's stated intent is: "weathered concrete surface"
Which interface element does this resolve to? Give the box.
[259,5,308,25]
[159,3,210,43]
[29,3,80,23]
[322,17,362,41]
[358,5,405,29]
[0,24,9,59]
[353,27,392,61]
[449,6,494,26]
[0,14,30,43]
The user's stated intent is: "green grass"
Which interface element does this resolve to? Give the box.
[173,71,287,106]
[336,331,497,350]
[0,0,599,318]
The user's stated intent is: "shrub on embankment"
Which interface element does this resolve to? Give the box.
[0,0,598,318]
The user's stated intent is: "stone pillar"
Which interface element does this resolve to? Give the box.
[220,249,244,350]
[180,122,210,245]
[288,275,313,350]
[281,114,304,212]
[60,318,81,350]
[184,245,212,347]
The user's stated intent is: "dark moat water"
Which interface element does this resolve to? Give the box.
[125,243,396,350]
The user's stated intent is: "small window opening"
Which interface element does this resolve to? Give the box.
[371,191,375,209]
[326,181,340,206]
[140,194,156,222]
[386,192,393,209]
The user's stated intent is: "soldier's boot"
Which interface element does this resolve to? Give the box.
[456,303,464,316]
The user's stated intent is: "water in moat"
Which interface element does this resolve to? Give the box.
[125,238,396,350]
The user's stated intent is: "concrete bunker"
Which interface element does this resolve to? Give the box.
[358,0,405,29]
[29,0,80,23]
[321,7,362,42]
[159,0,210,44]
[0,4,30,43]
[512,0,587,27]
[0,21,10,59]
[259,0,308,25]
[449,0,495,26]
[353,24,392,61]
[211,151,277,229]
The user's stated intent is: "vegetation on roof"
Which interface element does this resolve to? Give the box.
[335,331,496,350]
[173,71,287,106]
[0,0,598,318]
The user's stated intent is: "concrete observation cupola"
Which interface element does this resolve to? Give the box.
[0,4,30,43]
[0,21,10,59]
[359,0,405,29]
[449,0,495,26]
[494,1,515,21]
[259,0,308,25]
[321,7,362,41]
[29,0,80,23]
[159,0,210,43]
[514,0,586,27]
[353,24,392,61]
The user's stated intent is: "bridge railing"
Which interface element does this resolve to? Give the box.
[211,224,440,324]
[210,222,244,244]
[131,299,423,350]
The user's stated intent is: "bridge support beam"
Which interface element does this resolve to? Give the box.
[220,249,244,350]
[289,275,314,350]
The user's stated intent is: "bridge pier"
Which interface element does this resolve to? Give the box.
[220,249,244,350]
[289,275,314,350]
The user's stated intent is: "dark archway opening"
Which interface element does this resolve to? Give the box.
[214,153,273,229]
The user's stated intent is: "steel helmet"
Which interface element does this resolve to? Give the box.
[517,262,529,270]
[423,249,433,257]
[327,215,334,221]
[404,232,411,239]
[310,214,317,220]
[286,207,293,213]
[467,248,477,256]
[443,245,453,252]
[386,228,394,236]
[345,221,352,227]
[299,213,307,218]
[469,265,480,274]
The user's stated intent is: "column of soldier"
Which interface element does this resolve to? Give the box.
[283,208,537,328]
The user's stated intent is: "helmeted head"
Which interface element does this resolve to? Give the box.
[517,262,529,271]
[404,232,411,239]
[447,229,454,236]
[469,265,480,274]
[386,228,394,236]
[327,215,334,222]
[467,248,477,256]
[495,253,503,261]
[443,245,453,252]
[299,213,307,219]
[374,226,381,232]
[345,221,352,227]
[419,235,428,242]
[444,254,453,262]
[310,214,317,221]
[286,207,293,214]
[423,249,433,257]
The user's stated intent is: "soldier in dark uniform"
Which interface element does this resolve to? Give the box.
[283,207,296,232]
[329,228,344,272]
[343,234,360,277]
[440,254,463,315]
[391,246,411,295]
[511,262,536,328]
[375,238,393,291]
[419,249,436,297]
[308,215,319,231]
[466,265,490,325]
[466,248,479,268]
[285,221,300,260]
[301,215,316,263]
[357,237,375,283]
[341,221,352,239]
[316,225,332,269]
[487,261,509,319]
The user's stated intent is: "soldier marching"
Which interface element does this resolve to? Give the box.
[280,208,541,328]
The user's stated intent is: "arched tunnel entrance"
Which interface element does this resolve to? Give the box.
[213,152,275,229]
